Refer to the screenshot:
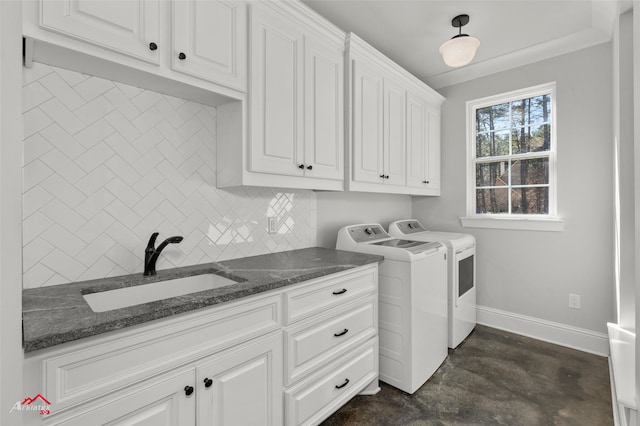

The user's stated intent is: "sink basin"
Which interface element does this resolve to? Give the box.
[83,274,238,313]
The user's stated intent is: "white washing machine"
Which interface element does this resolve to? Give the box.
[336,223,448,394]
[388,219,476,349]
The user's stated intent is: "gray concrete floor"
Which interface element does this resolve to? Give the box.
[322,325,613,425]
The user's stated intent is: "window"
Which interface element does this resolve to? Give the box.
[462,83,563,231]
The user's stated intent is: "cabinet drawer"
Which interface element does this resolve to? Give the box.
[283,265,377,325]
[284,296,376,385]
[43,295,280,412]
[285,339,378,426]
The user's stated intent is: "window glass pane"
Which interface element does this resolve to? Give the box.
[476,103,510,132]
[512,124,551,153]
[511,94,551,127]
[476,161,509,187]
[511,187,549,214]
[476,188,509,214]
[470,85,554,217]
[510,158,549,185]
[477,131,509,158]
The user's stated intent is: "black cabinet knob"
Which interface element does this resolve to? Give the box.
[422,180,429,184]
[385,175,390,179]
[298,164,305,169]
[379,174,385,179]
[184,385,194,396]
[204,378,213,388]
[306,165,313,170]
[149,42,158,51]
[178,52,187,60]
[335,378,350,389]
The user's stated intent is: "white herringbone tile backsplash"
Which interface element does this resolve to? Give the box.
[22,63,317,289]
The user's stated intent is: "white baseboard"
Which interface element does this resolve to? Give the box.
[476,305,609,356]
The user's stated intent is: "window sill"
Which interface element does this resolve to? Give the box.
[459,216,565,232]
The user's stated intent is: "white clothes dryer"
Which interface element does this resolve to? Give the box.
[336,223,448,394]
[388,219,476,349]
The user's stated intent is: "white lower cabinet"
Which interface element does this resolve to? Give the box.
[285,339,378,426]
[43,368,197,426]
[282,266,379,425]
[45,334,282,426]
[23,265,379,426]
[196,334,283,425]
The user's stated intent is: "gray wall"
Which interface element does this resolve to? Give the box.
[413,43,615,334]
[316,192,411,249]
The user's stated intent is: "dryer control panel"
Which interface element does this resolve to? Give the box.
[394,220,426,234]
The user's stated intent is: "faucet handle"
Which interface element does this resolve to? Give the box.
[146,232,159,250]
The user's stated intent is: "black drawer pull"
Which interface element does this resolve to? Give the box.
[332,288,347,295]
[335,378,350,389]
[334,328,349,337]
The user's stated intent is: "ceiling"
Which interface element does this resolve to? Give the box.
[300,0,624,89]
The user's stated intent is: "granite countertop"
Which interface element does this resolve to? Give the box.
[22,247,383,353]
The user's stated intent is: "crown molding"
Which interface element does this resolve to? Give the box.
[426,26,612,90]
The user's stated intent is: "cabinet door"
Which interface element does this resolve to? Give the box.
[40,0,160,64]
[383,78,406,186]
[351,59,384,184]
[304,36,344,181]
[406,92,428,189]
[249,5,305,177]
[426,108,441,192]
[196,333,283,426]
[172,0,247,91]
[51,369,196,426]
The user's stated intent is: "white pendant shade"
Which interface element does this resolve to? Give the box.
[439,36,480,68]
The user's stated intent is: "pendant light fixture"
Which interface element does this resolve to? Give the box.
[439,14,480,68]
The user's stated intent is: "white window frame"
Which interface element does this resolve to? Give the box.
[460,82,564,231]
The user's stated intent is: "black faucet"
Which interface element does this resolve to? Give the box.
[144,232,184,276]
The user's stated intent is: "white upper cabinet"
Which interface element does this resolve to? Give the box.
[303,36,344,181]
[406,92,428,188]
[383,77,407,186]
[351,59,384,185]
[406,93,441,193]
[346,33,444,196]
[217,1,345,191]
[40,0,161,64]
[172,0,247,92]
[29,0,247,100]
[249,4,305,177]
[426,107,442,192]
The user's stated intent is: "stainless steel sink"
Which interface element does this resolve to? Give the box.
[83,274,238,313]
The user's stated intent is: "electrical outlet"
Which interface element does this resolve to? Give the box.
[267,216,278,234]
[569,294,581,309]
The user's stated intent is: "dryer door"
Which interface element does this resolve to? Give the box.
[455,245,475,305]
